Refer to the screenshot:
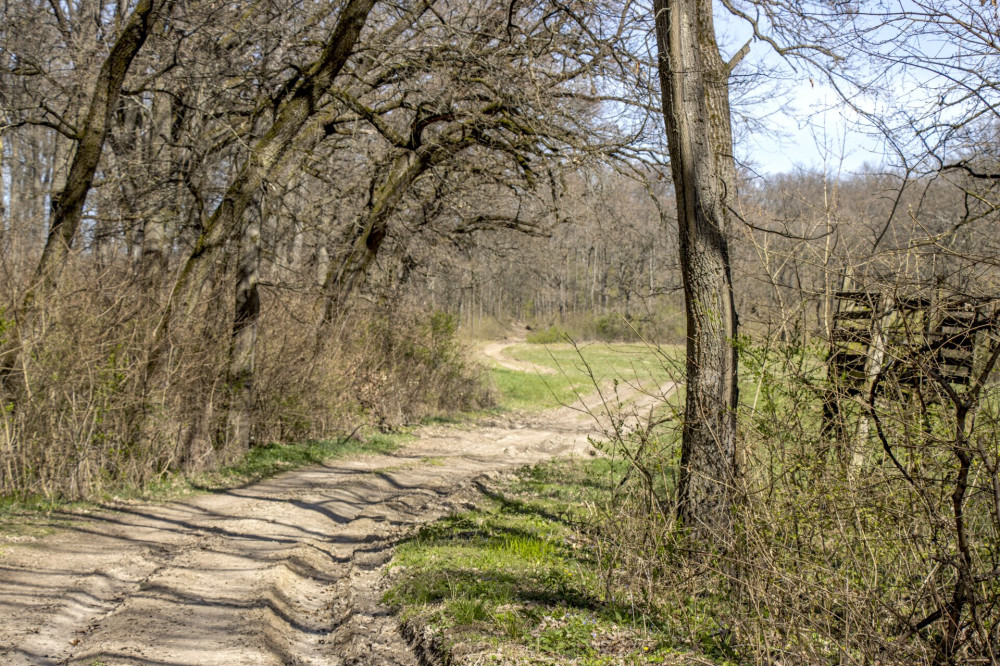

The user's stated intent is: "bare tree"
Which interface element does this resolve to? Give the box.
[28,0,172,303]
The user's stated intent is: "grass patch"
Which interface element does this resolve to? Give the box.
[490,342,681,412]
[384,457,711,665]
[0,432,410,537]
[191,432,408,491]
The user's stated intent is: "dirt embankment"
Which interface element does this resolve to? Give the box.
[0,370,675,666]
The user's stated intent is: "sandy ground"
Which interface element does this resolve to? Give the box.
[480,339,557,375]
[0,361,675,666]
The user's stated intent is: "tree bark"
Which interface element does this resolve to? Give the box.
[653,0,740,539]
[226,200,262,451]
[28,0,168,306]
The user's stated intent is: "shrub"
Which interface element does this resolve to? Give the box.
[0,258,494,501]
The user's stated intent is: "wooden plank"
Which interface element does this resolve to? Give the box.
[834,310,877,321]
[938,354,974,370]
[835,291,878,303]
[831,328,872,344]
[932,332,974,351]
[828,291,999,394]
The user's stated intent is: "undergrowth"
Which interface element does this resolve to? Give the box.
[523,311,685,345]
[384,458,732,665]
[0,432,409,536]
[0,295,491,501]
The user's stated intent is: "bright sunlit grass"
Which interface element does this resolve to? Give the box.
[489,342,683,411]
[383,458,694,665]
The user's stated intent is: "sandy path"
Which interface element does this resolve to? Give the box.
[480,339,557,375]
[0,378,675,666]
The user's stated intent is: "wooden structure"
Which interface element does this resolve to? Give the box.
[829,291,883,394]
[829,291,999,394]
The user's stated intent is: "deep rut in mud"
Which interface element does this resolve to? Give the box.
[0,380,675,666]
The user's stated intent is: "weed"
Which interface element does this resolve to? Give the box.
[491,610,525,639]
[450,597,491,625]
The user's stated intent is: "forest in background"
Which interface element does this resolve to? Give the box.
[4,0,1000,662]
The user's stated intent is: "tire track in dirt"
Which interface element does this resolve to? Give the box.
[0,379,676,666]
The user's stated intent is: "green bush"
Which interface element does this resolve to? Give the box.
[594,313,642,341]
[524,310,683,344]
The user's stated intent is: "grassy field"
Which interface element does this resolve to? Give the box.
[488,341,683,411]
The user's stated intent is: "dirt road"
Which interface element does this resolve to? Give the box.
[0,374,674,666]
[480,336,556,375]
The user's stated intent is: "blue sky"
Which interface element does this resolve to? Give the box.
[716,5,891,176]
[738,72,890,176]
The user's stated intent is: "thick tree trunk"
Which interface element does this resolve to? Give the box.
[135,89,178,289]
[653,0,741,538]
[0,132,6,234]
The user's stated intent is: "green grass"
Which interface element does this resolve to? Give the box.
[490,342,682,412]
[384,458,709,665]
[190,433,409,491]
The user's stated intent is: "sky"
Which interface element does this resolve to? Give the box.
[715,6,892,177]
[738,73,889,176]
[718,1,1000,178]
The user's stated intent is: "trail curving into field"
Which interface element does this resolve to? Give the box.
[480,339,557,375]
[0,362,675,665]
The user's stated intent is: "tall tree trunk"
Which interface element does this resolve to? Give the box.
[226,199,263,451]
[0,130,6,236]
[144,0,376,385]
[139,90,184,294]
[27,0,168,306]
[653,0,742,538]
[0,0,168,390]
